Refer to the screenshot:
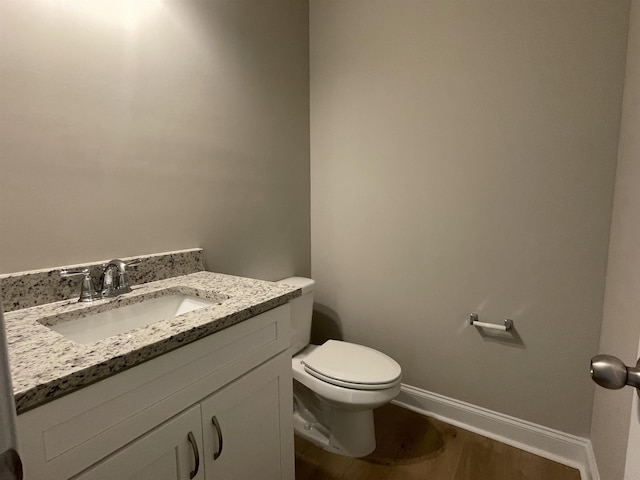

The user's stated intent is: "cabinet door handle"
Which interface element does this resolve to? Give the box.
[211,415,224,460]
[187,431,200,479]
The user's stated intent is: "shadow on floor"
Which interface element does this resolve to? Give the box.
[295,403,581,480]
[364,404,450,466]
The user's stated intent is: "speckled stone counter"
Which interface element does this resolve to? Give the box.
[5,271,300,413]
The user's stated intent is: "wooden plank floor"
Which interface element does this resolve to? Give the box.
[295,404,581,480]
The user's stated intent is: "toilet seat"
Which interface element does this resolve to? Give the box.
[302,340,402,391]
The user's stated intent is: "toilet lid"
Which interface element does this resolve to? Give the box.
[302,340,401,390]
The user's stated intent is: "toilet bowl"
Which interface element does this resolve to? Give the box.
[277,277,402,458]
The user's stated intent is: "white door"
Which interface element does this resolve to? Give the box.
[74,405,204,480]
[200,353,294,480]
[624,336,640,480]
[590,1,640,479]
[622,0,640,471]
[0,307,22,480]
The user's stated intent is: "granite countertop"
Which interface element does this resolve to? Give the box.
[4,271,300,414]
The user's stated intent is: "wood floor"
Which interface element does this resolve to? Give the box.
[295,404,581,480]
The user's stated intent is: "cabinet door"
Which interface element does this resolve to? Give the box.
[201,352,294,480]
[74,405,204,480]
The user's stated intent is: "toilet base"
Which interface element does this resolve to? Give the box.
[293,404,376,458]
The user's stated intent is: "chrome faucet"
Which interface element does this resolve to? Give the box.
[99,259,140,298]
[60,259,141,302]
[59,268,102,302]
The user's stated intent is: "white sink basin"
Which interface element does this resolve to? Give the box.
[46,293,219,344]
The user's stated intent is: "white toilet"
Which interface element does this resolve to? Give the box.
[277,277,402,458]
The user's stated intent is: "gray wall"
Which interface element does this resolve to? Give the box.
[0,0,310,280]
[591,2,640,478]
[1,0,635,446]
[310,0,629,436]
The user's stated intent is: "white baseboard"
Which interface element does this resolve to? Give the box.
[393,384,600,480]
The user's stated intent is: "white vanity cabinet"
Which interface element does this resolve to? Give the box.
[76,354,292,480]
[17,304,294,480]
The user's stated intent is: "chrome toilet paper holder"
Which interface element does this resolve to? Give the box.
[469,313,513,332]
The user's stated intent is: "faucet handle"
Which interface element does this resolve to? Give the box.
[59,268,101,302]
[59,267,92,280]
[122,259,142,289]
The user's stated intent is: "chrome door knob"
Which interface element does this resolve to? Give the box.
[590,354,640,394]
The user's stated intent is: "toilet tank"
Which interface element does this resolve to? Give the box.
[277,277,315,355]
